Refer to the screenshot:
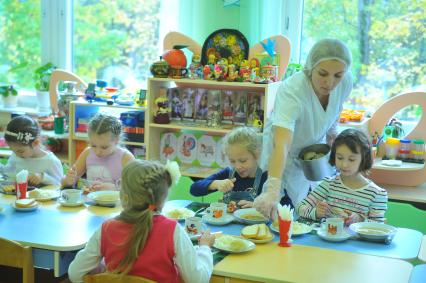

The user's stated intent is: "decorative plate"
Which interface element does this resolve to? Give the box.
[201,29,249,67]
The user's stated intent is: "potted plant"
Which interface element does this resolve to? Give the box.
[34,62,56,114]
[0,85,18,107]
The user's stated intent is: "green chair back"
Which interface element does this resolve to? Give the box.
[167,176,202,202]
[202,191,223,203]
[0,157,7,165]
[385,202,426,234]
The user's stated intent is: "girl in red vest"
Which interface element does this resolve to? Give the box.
[68,160,215,283]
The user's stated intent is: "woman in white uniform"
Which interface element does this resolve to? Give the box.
[255,38,353,218]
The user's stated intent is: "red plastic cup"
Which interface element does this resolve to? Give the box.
[278,217,292,247]
[16,182,28,199]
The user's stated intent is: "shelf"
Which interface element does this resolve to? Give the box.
[179,164,222,178]
[372,158,425,171]
[71,100,146,111]
[72,132,145,146]
[149,78,279,91]
[149,122,236,134]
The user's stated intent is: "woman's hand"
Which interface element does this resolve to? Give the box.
[198,230,215,247]
[253,178,281,219]
[63,165,77,187]
[238,200,253,208]
[211,178,236,193]
[315,201,331,219]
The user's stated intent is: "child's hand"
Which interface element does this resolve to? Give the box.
[90,182,116,191]
[212,178,236,193]
[64,165,78,187]
[316,200,331,219]
[198,230,215,247]
[238,200,253,208]
[28,173,43,186]
[343,210,364,226]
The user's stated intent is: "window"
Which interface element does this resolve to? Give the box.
[300,0,425,121]
[73,0,162,90]
[0,1,41,89]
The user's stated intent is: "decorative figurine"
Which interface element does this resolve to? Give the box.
[189,54,202,79]
[239,60,251,82]
[150,56,170,78]
[153,87,170,124]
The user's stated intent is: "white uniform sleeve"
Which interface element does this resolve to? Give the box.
[41,153,64,185]
[173,224,213,283]
[0,154,17,174]
[271,79,303,132]
[68,227,102,283]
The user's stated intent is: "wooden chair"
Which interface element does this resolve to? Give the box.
[0,237,34,283]
[83,273,156,283]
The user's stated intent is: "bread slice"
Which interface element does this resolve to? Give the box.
[241,224,259,239]
[257,224,269,239]
[15,198,37,208]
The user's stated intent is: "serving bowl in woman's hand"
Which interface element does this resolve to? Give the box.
[298,143,334,181]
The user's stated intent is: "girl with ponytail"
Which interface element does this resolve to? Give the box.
[68,160,215,283]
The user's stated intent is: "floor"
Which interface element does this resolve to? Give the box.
[0,266,70,283]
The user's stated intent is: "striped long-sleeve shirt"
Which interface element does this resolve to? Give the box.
[296,175,388,222]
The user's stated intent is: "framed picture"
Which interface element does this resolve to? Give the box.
[233,91,247,125]
[168,87,182,121]
[181,88,195,121]
[207,89,222,119]
[221,90,235,124]
[247,92,264,126]
[195,88,209,122]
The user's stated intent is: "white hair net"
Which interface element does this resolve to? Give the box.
[303,38,352,77]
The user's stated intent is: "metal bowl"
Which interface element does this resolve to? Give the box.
[298,144,334,181]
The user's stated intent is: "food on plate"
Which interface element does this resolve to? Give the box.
[3,185,15,193]
[15,198,37,208]
[303,151,325,161]
[241,224,273,240]
[240,211,266,221]
[272,220,311,235]
[93,194,118,202]
[28,188,55,199]
[165,207,194,219]
[215,235,248,252]
[356,227,391,236]
[227,201,238,213]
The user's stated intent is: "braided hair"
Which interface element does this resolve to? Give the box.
[88,113,122,138]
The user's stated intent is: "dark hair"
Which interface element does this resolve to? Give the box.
[4,115,40,146]
[329,128,372,173]
[88,113,122,137]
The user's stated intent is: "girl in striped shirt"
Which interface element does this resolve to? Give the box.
[296,129,388,225]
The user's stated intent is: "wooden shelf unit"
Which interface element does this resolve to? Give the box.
[146,78,280,178]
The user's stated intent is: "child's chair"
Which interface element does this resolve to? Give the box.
[0,238,34,283]
[385,202,426,234]
[167,176,202,202]
[83,273,155,283]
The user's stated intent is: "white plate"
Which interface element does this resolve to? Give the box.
[202,213,234,226]
[269,222,313,236]
[163,207,195,221]
[59,198,85,207]
[233,208,268,224]
[12,202,39,212]
[349,222,397,241]
[87,191,120,206]
[28,189,60,201]
[213,235,256,253]
[317,229,351,242]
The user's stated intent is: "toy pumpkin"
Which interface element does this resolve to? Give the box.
[162,45,187,68]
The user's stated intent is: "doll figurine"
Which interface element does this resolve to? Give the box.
[239,60,251,82]
[154,89,171,124]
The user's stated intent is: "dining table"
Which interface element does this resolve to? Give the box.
[166,200,423,261]
[409,264,426,283]
[0,186,119,277]
[418,235,426,262]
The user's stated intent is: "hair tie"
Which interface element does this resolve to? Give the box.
[4,130,35,144]
[148,204,156,211]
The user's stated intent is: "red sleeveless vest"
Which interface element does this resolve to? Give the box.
[100,215,179,282]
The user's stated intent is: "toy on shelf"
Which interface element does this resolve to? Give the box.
[153,87,170,124]
[339,109,366,123]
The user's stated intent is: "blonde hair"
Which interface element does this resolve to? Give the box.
[113,160,172,274]
[222,126,261,157]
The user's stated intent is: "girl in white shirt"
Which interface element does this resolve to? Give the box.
[1,115,63,186]
[68,160,215,283]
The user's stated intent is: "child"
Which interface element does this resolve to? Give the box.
[296,129,388,224]
[62,113,134,191]
[1,115,63,186]
[68,160,215,283]
[190,127,268,208]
